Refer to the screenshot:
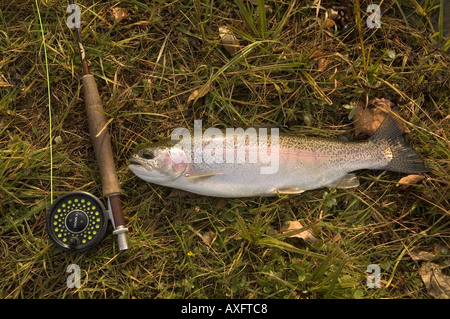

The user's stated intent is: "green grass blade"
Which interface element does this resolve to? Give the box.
[258,0,267,39]
[438,0,444,44]
[234,0,259,37]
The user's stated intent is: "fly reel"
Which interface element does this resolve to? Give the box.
[46,191,109,252]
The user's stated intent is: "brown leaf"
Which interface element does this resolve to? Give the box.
[419,263,450,299]
[200,230,216,245]
[331,233,342,243]
[325,19,335,28]
[281,220,317,244]
[317,57,332,72]
[351,98,410,136]
[192,229,216,245]
[219,26,240,56]
[186,85,212,104]
[326,8,340,19]
[110,7,129,23]
[409,250,435,262]
[396,174,425,188]
[309,49,325,60]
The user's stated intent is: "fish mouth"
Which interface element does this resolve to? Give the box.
[128,157,143,166]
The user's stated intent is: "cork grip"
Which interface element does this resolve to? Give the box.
[82,74,121,197]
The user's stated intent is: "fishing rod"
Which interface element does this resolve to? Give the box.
[46,1,128,252]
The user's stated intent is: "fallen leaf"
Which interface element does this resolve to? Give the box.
[326,8,340,20]
[317,57,332,72]
[200,230,216,245]
[186,85,212,104]
[187,90,201,104]
[351,98,410,136]
[331,233,342,243]
[325,18,335,28]
[309,49,325,60]
[409,250,435,262]
[219,26,240,56]
[281,220,317,244]
[192,228,216,245]
[396,174,425,188]
[110,7,129,23]
[419,263,450,299]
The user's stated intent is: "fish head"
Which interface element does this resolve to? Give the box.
[128,146,190,183]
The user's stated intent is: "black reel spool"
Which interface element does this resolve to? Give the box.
[46,191,109,252]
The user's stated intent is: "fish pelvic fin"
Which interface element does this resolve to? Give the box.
[326,173,360,189]
[273,187,305,195]
[369,112,428,174]
[185,172,224,182]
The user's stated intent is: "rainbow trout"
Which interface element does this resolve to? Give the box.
[128,113,427,197]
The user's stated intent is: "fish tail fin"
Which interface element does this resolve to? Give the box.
[369,112,428,174]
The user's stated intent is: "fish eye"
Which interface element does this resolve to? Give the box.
[142,150,155,160]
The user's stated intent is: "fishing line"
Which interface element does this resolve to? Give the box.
[34,0,53,203]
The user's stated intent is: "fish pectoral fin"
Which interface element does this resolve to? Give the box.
[326,174,360,189]
[185,172,224,182]
[273,187,305,195]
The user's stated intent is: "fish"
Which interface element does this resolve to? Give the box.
[128,113,428,198]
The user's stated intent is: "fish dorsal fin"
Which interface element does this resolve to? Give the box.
[185,172,224,182]
[326,174,360,189]
[273,187,305,195]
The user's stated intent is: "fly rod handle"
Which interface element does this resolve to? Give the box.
[82,74,129,250]
[82,74,121,197]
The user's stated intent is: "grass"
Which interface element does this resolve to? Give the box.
[0,0,449,299]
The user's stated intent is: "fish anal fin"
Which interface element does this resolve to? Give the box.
[326,174,360,189]
[185,172,223,182]
[273,188,305,195]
